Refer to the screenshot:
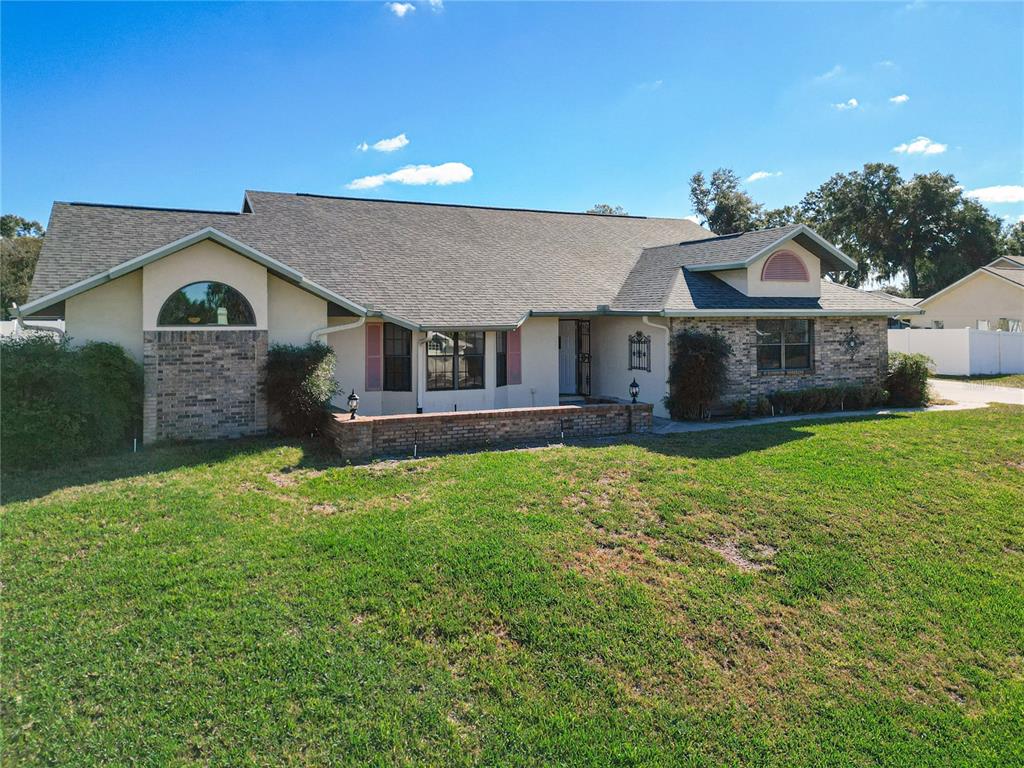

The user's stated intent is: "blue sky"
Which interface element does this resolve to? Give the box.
[3,1,1022,227]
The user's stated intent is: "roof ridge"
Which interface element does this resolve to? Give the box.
[64,201,246,216]
[246,189,681,220]
[675,223,799,246]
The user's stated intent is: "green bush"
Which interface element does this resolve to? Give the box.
[887,352,932,406]
[1,336,142,467]
[766,383,888,416]
[755,395,772,417]
[664,330,732,420]
[265,343,338,436]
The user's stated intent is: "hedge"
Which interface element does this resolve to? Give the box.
[664,329,732,420]
[886,352,932,406]
[1,337,142,467]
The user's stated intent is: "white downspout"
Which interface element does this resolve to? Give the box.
[11,303,66,339]
[642,315,671,403]
[309,315,365,344]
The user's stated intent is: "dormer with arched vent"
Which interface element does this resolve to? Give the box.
[711,234,825,298]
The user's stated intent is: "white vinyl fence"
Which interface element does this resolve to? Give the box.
[888,328,1024,375]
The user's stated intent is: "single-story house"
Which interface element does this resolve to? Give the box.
[910,255,1024,331]
[18,191,917,443]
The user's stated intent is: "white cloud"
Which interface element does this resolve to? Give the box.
[746,171,782,183]
[347,162,474,190]
[965,185,1024,204]
[892,136,947,155]
[889,93,910,104]
[815,64,844,82]
[832,98,859,111]
[356,141,369,152]
[637,79,663,91]
[684,215,701,225]
[876,60,897,69]
[369,133,410,152]
[387,2,415,17]
[427,0,444,10]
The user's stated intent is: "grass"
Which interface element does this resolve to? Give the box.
[3,406,1024,766]
[932,373,1024,389]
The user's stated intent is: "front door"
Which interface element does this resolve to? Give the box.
[575,320,591,396]
[558,320,576,394]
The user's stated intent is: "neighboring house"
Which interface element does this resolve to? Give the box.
[911,255,1024,331]
[868,291,923,328]
[19,191,915,443]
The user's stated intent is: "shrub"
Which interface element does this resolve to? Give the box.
[764,383,889,416]
[755,395,772,417]
[0,336,142,467]
[732,399,749,418]
[664,330,732,420]
[887,352,932,406]
[265,343,338,436]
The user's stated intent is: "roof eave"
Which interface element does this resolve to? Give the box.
[18,227,371,320]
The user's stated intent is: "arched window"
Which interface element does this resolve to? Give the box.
[157,281,256,326]
[761,250,809,282]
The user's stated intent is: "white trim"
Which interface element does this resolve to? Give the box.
[660,307,923,317]
[687,224,858,273]
[18,227,371,320]
[916,267,1024,307]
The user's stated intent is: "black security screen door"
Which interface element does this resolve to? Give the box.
[575,320,591,396]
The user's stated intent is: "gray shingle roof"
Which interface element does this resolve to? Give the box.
[29,191,902,324]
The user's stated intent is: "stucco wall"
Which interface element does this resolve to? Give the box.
[327,317,559,417]
[268,274,328,346]
[912,272,1024,329]
[65,271,144,360]
[590,316,670,418]
[714,239,821,299]
[142,241,268,330]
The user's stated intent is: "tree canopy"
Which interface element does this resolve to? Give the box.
[1,215,46,319]
[688,163,1005,296]
[586,203,629,216]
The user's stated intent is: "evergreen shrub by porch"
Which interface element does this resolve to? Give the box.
[766,383,888,416]
[886,352,932,406]
[664,330,732,420]
[0,336,142,467]
[265,343,338,436]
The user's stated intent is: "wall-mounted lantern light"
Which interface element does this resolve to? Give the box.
[629,378,640,404]
[347,389,360,420]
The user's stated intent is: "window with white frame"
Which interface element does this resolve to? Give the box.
[756,319,812,371]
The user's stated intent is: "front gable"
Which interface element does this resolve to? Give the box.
[712,237,822,299]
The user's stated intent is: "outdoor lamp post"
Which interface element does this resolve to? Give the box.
[347,389,360,420]
[629,378,639,404]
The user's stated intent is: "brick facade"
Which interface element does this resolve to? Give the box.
[668,316,888,410]
[324,402,653,462]
[143,330,268,443]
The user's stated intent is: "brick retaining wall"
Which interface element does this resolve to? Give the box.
[324,402,653,462]
[669,316,887,410]
[143,330,268,443]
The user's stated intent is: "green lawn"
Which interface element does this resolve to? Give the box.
[3,407,1023,766]
[933,373,1024,389]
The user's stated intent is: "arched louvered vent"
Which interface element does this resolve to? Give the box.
[761,250,809,282]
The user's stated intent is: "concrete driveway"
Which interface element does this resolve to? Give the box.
[929,378,1024,405]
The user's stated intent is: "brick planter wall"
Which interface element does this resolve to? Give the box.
[668,317,887,410]
[324,402,653,462]
[143,330,268,443]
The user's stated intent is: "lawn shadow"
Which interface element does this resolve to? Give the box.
[624,412,912,460]
[1,435,336,505]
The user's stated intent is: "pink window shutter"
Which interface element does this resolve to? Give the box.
[507,327,522,385]
[365,324,382,391]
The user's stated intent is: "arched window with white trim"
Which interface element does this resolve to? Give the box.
[157,281,256,326]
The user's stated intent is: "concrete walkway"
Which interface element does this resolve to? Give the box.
[928,378,1024,406]
[650,402,982,435]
